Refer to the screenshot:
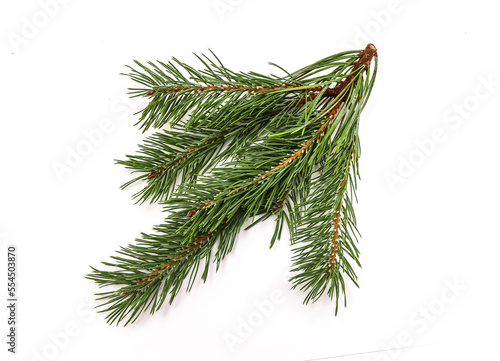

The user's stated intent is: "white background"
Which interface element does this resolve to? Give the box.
[1,0,499,360]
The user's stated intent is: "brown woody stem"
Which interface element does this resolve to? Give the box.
[147,84,329,97]
[327,152,353,274]
[147,130,232,180]
[119,232,213,295]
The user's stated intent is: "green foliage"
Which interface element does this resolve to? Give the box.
[86,44,378,325]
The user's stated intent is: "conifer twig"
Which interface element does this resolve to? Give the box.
[86,44,378,325]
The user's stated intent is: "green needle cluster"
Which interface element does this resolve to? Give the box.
[86,44,378,326]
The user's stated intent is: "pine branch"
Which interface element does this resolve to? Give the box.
[124,47,374,131]
[87,44,378,325]
[86,203,247,326]
[290,144,360,310]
